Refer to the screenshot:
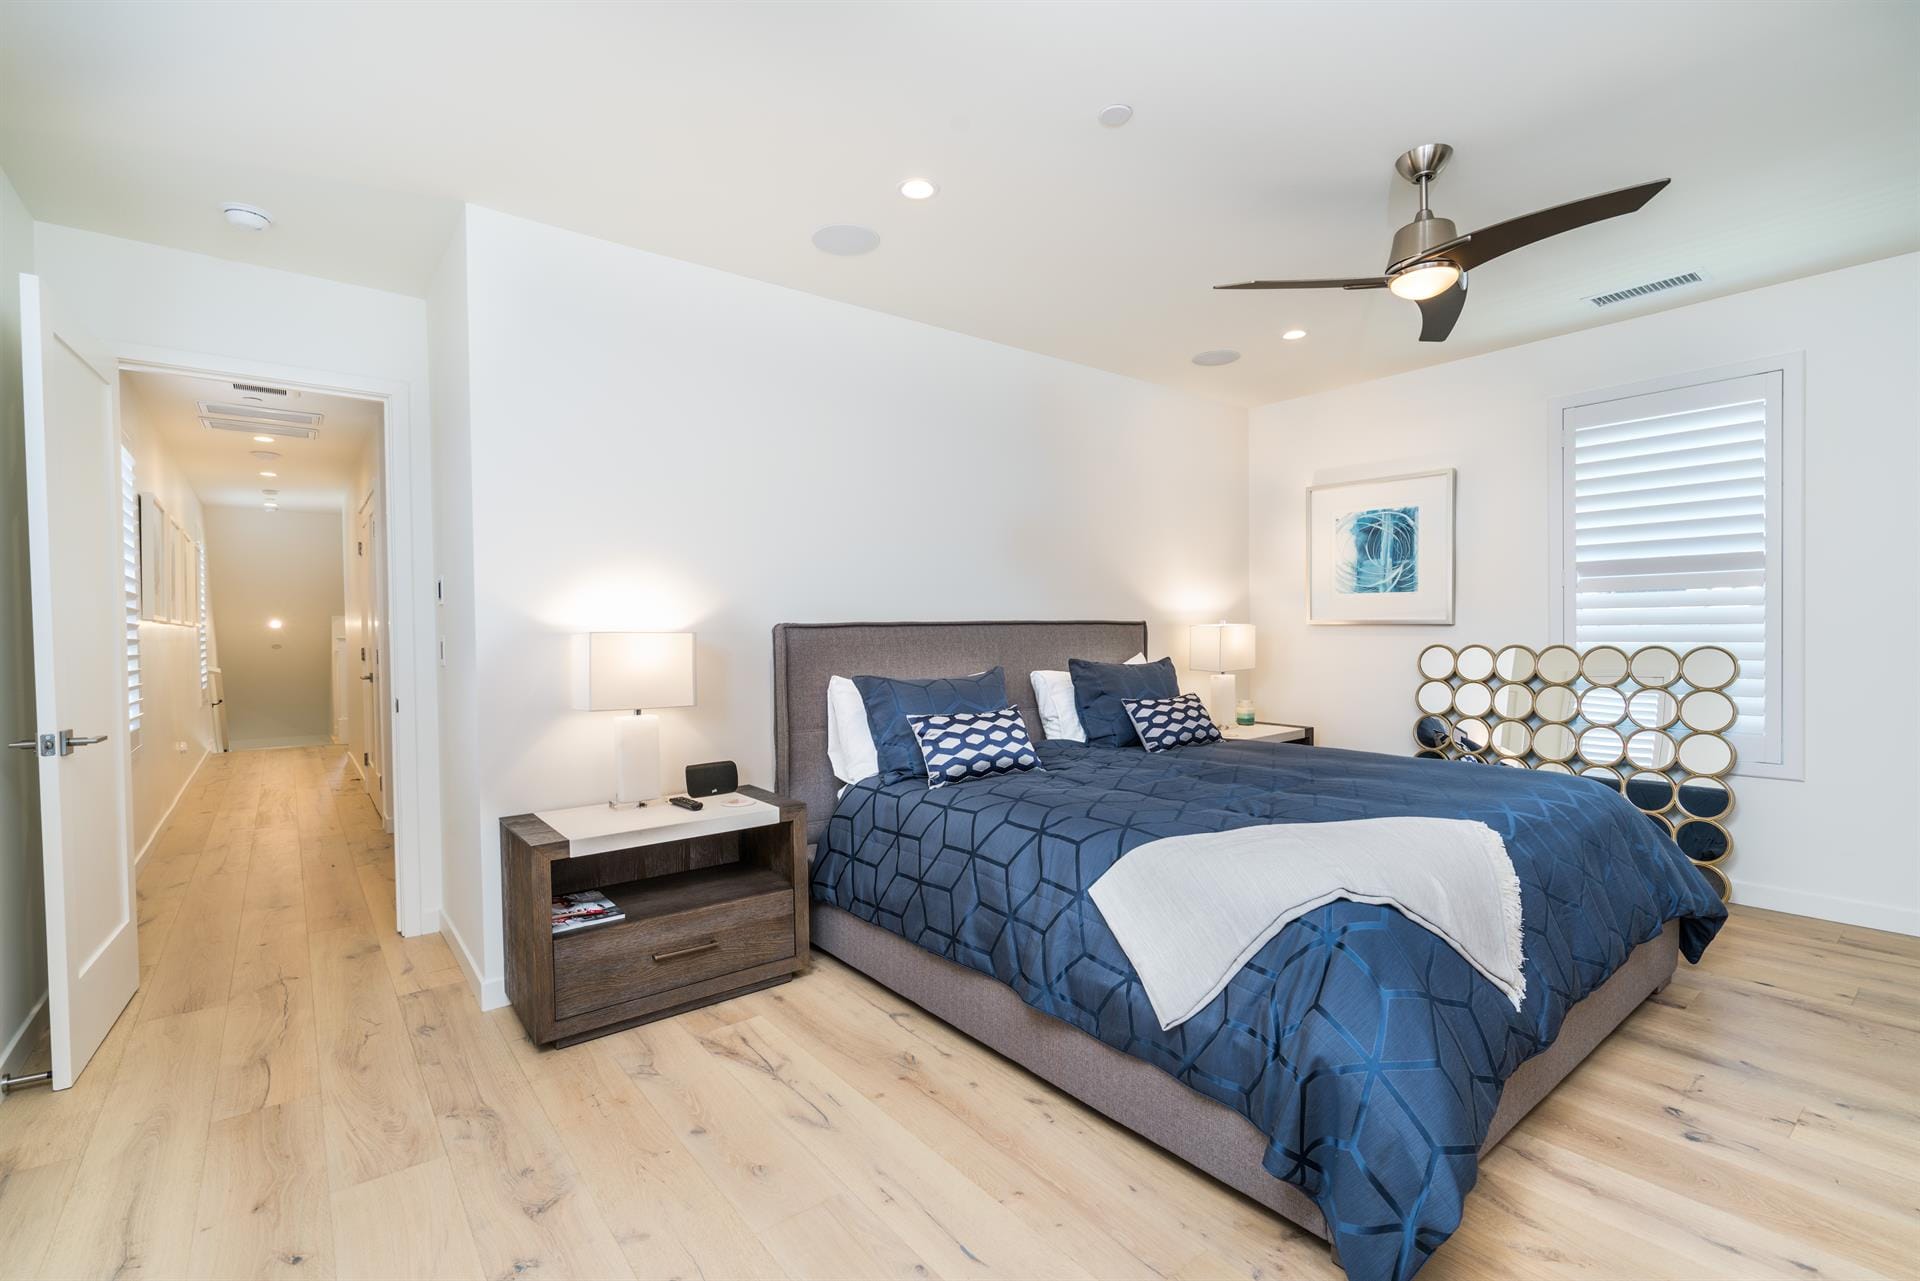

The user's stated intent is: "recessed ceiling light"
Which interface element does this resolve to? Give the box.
[262,489,279,496]
[1098,104,1134,127]
[898,178,938,201]
[811,225,881,256]
[250,450,280,462]
[267,618,283,629]
[223,203,272,232]
[1191,349,1241,366]
[1282,329,1308,341]
[259,470,277,478]
[253,435,274,444]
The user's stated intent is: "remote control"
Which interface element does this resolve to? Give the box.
[669,795,703,811]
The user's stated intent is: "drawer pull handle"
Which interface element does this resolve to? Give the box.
[652,939,720,963]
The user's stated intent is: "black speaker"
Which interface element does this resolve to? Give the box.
[685,760,739,798]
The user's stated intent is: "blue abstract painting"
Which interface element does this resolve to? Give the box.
[1335,505,1420,594]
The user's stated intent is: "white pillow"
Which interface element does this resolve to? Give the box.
[827,675,880,785]
[1029,653,1146,743]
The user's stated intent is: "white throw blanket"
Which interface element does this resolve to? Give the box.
[1088,817,1526,1030]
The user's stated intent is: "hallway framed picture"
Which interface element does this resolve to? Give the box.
[1307,468,1455,625]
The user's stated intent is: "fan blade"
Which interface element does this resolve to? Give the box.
[1214,277,1390,290]
[1447,179,1670,272]
[1416,273,1467,342]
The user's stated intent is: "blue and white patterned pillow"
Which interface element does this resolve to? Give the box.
[905,707,1042,787]
[1121,693,1222,753]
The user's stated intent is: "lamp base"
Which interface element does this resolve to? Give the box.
[1206,672,1238,727]
[613,712,663,806]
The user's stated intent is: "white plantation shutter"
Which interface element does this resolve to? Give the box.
[121,444,143,746]
[198,540,210,690]
[1560,369,1786,768]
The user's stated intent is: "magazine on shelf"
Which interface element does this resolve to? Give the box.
[552,889,625,935]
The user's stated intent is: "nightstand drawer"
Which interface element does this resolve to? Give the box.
[554,885,795,1019]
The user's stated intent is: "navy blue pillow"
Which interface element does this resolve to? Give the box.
[1068,656,1179,748]
[853,667,1010,784]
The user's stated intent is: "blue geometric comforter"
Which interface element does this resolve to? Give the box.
[810,739,1726,1280]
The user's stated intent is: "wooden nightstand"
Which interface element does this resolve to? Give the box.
[1221,721,1315,745]
[501,785,808,1047]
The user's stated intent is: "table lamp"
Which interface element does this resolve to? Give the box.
[571,631,695,807]
[1189,622,1256,726]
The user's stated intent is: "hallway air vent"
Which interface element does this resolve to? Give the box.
[230,382,289,396]
[195,401,323,427]
[1584,271,1705,309]
[201,417,318,441]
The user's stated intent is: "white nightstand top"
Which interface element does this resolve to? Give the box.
[535,793,779,857]
[1220,722,1311,743]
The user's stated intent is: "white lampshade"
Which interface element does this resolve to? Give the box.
[1189,622,1256,673]
[570,632,695,711]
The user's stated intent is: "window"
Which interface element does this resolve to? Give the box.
[197,540,210,692]
[1555,357,1802,778]
[121,444,142,747]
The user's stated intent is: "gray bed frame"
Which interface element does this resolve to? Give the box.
[772,620,1678,1246]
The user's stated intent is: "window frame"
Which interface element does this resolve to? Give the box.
[1549,353,1804,781]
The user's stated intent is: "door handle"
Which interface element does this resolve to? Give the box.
[6,739,36,752]
[360,674,376,682]
[57,730,108,754]
[651,940,720,963]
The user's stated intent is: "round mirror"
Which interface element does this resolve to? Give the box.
[1580,764,1624,791]
[1418,644,1457,680]
[1492,683,1535,720]
[1645,812,1675,840]
[1454,718,1491,753]
[1493,645,1538,683]
[1535,685,1578,723]
[1630,646,1682,688]
[1580,686,1627,726]
[1535,760,1573,775]
[1453,682,1493,717]
[1417,680,1453,714]
[1677,733,1735,776]
[1676,775,1734,820]
[1624,770,1677,814]
[1491,721,1532,759]
[1675,818,1732,863]
[1414,715,1452,750]
[1626,729,1678,770]
[1681,646,1739,690]
[1695,861,1731,902]
[1582,645,1630,686]
[1532,722,1577,762]
[1415,749,1448,761]
[1680,689,1737,733]
[1456,645,1495,681]
[1497,756,1527,769]
[1628,688,1679,729]
[1537,644,1581,684]
[1578,725,1626,766]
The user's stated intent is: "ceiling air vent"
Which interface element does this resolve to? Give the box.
[200,417,318,441]
[196,401,322,427]
[1585,271,1705,309]
[230,382,288,396]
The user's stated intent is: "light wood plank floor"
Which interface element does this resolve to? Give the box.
[1,745,1915,1280]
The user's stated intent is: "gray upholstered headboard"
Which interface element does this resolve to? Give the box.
[773,620,1148,846]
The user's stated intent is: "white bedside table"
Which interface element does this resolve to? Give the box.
[1221,722,1314,745]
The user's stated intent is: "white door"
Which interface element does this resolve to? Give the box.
[354,499,385,813]
[15,275,137,1089]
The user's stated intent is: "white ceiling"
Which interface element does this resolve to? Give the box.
[5,2,1916,407]
[123,369,380,513]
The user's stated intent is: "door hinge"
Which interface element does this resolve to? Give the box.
[360,646,366,662]
[356,540,363,556]
[363,751,370,766]
[393,698,400,715]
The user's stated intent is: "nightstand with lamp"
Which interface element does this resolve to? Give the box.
[1189,621,1315,745]
[570,630,695,807]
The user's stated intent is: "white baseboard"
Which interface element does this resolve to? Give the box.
[135,748,210,867]
[1734,878,1920,936]
[230,734,334,751]
[0,994,48,1086]
[439,909,507,1010]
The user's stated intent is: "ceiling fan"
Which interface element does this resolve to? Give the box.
[1216,144,1670,342]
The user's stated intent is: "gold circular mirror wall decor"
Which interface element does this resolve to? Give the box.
[1677,732,1735,776]
[1626,729,1678,770]
[1579,686,1627,726]
[1535,760,1573,775]
[1418,644,1457,679]
[1625,770,1677,814]
[1629,646,1682,688]
[1645,812,1675,840]
[1497,756,1527,769]
[1535,685,1578,723]
[1627,688,1679,729]
[1454,718,1492,754]
[1414,715,1452,751]
[1537,645,1581,684]
[1675,817,1732,863]
[1580,764,1624,791]
[1680,689,1737,733]
[1417,680,1453,714]
[1582,645,1630,686]
[1681,645,1739,690]
[1532,722,1577,762]
[1676,775,1734,820]
[1695,861,1731,902]
[1453,682,1493,718]
[1491,683,1534,720]
[1578,725,1626,767]
[1456,644,1495,681]
[1491,721,1531,759]
[1493,645,1537,682]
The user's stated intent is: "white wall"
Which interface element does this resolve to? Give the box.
[205,506,344,749]
[435,206,1250,1003]
[1248,254,1920,934]
[32,224,442,933]
[118,375,215,856]
[0,166,45,1078]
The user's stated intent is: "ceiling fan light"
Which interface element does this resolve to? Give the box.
[1388,262,1461,301]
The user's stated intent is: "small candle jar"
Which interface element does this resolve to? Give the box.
[1235,700,1256,726]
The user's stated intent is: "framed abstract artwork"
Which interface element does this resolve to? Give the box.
[1307,468,1455,625]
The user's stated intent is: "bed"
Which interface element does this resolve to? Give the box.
[773,620,1726,1280]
